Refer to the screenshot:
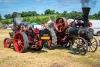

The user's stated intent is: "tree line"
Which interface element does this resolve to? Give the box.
[0,9,100,24]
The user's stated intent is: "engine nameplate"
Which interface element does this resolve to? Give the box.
[41,36,50,40]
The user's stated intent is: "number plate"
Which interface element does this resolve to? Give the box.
[41,36,50,40]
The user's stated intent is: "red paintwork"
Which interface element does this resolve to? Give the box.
[53,17,69,44]
[13,33,24,52]
[88,22,92,27]
[33,27,39,34]
[4,38,9,48]
[57,32,67,43]
[70,20,92,27]
[47,40,51,46]
[54,17,68,32]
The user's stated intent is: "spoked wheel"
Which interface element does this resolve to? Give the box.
[4,38,11,48]
[88,37,98,52]
[65,40,72,48]
[70,37,88,55]
[13,32,29,53]
[54,17,68,32]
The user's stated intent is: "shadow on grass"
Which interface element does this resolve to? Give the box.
[26,48,48,53]
[10,46,48,53]
[9,45,78,55]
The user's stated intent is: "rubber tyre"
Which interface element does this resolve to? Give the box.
[4,38,11,48]
[48,28,57,49]
[13,32,29,53]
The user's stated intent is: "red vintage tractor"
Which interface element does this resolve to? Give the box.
[4,12,43,53]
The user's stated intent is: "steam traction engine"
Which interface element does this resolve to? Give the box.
[56,7,98,55]
[4,12,43,53]
[42,7,98,55]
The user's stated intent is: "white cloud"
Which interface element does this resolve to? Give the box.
[35,0,41,2]
[0,0,17,4]
[58,0,80,3]
[51,3,62,6]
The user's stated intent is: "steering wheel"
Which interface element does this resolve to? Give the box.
[54,17,68,32]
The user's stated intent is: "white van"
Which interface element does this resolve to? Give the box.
[89,20,100,35]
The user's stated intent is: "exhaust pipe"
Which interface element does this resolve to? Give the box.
[82,7,90,27]
[12,12,17,30]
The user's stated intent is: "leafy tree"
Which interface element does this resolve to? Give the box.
[56,14,62,18]
[35,17,42,24]
[44,9,55,15]
[98,11,100,19]
[50,16,55,20]
[93,13,98,19]
[56,11,59,14]
[51,10,55,14]
[0,14,2,20]
[1,19,10,24]
[41,13,44,15]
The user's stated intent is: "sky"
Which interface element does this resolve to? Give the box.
[0,0,100,18]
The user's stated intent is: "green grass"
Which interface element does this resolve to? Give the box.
[1,14,57,22]
[24,14,57,18]
[0,29,100,67]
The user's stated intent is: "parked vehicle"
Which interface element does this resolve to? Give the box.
[89,20,100,35]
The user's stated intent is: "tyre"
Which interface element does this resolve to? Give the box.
[48,28,57,49]
[13,32,29,53]
[71,37,88,55]
[4,38,11,48]
[88,37,98,52]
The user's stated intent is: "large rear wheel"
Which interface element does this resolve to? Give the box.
[47,28,57,49]
[13,32,29,53]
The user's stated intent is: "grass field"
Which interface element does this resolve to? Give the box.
[0,29,100,67]
[1,14,57,22]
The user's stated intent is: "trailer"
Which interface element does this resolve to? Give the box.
[89,20,100,35]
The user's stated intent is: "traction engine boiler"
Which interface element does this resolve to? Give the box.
[53,7,98,55]
[66,8,93,39]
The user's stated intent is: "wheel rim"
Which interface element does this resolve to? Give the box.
[65,40,72,48]
[88,37,98,52]
[14,33,24,52]
[4,38,10,48]
[71,37,88,55]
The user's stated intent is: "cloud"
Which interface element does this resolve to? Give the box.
[50,0,79,8]
[57,0,80,3]
[0,0,18,4]
[51,3,63,6]
[35,0,41,2]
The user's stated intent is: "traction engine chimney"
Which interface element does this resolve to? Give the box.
[82,7,90,27]
[12,12,17,30]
